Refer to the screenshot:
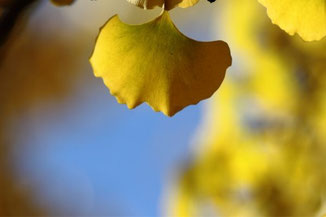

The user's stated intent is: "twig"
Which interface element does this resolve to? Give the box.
[0,0,38,46]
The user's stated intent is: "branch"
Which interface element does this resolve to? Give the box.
[0,0,38,46]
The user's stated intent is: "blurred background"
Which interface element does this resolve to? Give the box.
[0,0,218,216]
[1,0,326,216]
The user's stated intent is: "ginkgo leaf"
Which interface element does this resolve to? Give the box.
[126,0,199,10]
[90,11,231,116]
[258,0,326,41]
[50,0,75,6]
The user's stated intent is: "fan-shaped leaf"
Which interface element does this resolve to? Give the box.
[90,11,231,116]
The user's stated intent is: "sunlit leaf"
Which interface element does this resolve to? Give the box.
[90,11,231,116]
[126,0,199,10]
[258,0,326,41]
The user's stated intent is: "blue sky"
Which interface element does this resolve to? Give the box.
[9,61,202,216]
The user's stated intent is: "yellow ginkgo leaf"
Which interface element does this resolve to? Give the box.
[90,11,231,116]
[50,0,75,6]
[126,0,199,10]
[258,0,326,41]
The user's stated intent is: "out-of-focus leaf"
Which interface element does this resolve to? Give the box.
[167,0,326,215]
[90,11,231,116]
[126,0,199,10]
[258,0,326,41]
[50,0,75,6]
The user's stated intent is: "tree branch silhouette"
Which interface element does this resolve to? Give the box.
[0,0,38,46]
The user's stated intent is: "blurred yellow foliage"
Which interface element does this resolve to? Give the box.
[167,0,326,216]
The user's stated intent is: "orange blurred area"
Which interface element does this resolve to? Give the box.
[0,1,88,215]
